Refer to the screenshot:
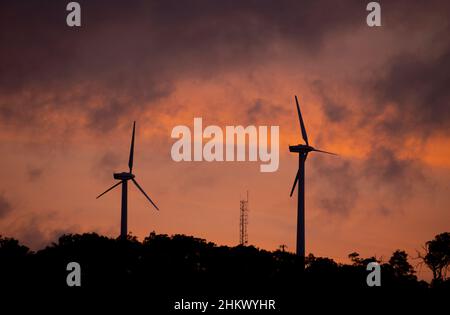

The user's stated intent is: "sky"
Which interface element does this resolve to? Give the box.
[0,0,449,281]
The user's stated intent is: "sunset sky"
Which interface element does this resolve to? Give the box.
[1,1,449,280]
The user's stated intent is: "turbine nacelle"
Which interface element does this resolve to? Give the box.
[289,144,337,156]
[289,144,314,154]
[113,172,135,180]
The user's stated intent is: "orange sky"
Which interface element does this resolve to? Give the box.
[1,1,449,281]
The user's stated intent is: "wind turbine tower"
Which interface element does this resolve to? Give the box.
[96,121,159,239]
[289,96,337,259]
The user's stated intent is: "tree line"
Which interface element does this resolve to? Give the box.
[0,231,448,291]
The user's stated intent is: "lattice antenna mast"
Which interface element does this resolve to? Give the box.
[239,191,249,246]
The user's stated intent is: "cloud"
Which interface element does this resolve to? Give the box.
[312,80,351,123]
[7,211,79,250]
[362,147,425,192]
[310,146,426,217]
[1,0,449,139]
[93,151,124,181]
[312,159,359,217]
[0,0,449,261]
[246,99,288,123]
[27,166,44,182]
[369,45,450,140]
[0,193,12,219]
[0,0,364,134]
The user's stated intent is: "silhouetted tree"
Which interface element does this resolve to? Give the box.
[0,235,30,258]
[421,232,450,285]
[389,250,416,279]
[1,231,449,295]
[348,252,380,266]
[348,252,362,265]
[0,236,31,288]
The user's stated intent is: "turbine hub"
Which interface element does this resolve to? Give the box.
[289,144,313,153]
[113,172,135,180]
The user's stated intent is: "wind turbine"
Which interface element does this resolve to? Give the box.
[96,121,159,240]
[289,96,337,260]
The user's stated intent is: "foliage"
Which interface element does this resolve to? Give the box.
[0,232,448,293]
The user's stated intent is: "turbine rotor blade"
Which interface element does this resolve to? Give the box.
[96,181,122,199]
[290,170,300,197]
[295,95,309,146]
[131,178,159,210]
[312,148,338,156]
[128,121,136,173]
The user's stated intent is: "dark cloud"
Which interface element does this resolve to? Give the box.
[312,80,351,123]
[377,206,393,217]
[246,99,288,123]
[369,45,450,139]
[311,145,426,217]
[0,193,12,219]
[303,1,450,143]
[1,0,449,138]
[363,147,425,192]
[312,159,359,216]
[27,166,43,182]
[94,151,123,180]
[18,224,74,250]
[9,211,78,250]
[0,0,364,132]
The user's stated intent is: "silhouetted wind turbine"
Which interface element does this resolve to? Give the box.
[289,96,337,261]
[96,121,159,240]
